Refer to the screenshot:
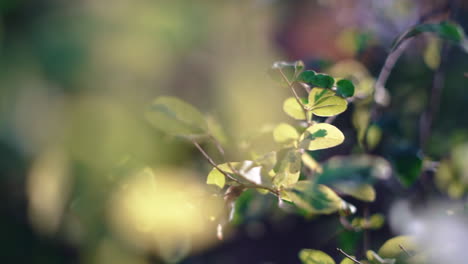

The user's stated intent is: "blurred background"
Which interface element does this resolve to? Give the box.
[1,0,468,263]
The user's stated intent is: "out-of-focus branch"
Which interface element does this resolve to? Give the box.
[371,1,452,121]
[420,0,460,151]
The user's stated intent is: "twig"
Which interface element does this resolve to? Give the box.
[337,248,363,264]
[192,140,243,184]
[208,135,240,175]
[192,140,280,196]
[277,69,311,125]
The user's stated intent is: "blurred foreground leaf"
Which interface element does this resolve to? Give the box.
[299,249,335,264]
[146,96,208,137]
[392,21,465,51]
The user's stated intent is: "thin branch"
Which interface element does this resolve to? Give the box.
[337,248,364,264]
[277,69,311,124]
[192,140,243,185]
[373,39,411,109]
[371,0,453,121]
[419,0,460,151]
[208,135,240,175]
[192,140,280,196]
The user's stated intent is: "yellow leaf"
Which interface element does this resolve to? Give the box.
[206,168,225,188]
[299,123,345,151]
[308,88,347,117]
[283,97,306,120]
[334,183,376,202]
[273,123,299,145]
[299,249,335,264]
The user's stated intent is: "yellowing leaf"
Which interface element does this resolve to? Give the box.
[299,249,335,264]
[307,88,347,117]
[299,123,345,151]
[366,124,382,151]
[378,236,417,261]
[206,168,225,188]
[340,257,356,264]
[146,96,208,137]
[286,181,343,214]
[368,214,385,230]
[283,97,306,120]
[334,182,376,202]
[273,123,299,145]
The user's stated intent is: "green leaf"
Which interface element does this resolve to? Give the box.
[298,70,317,83]
[286,181,343,214]
[273,123,299,145]
[393,149,422,187]
[333,183,376,202]
[298,123,345,151]
[336,79,355,98]
[299,249,335,264]
[316,155,392,185]
[273,149,302,187]
[392,21,466,51]
[283,97,306,120]
[146,96,208,137]
[301,73,335,88]
[206,168,226,188]
[378,236,417,263]
[307,88,347,117]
